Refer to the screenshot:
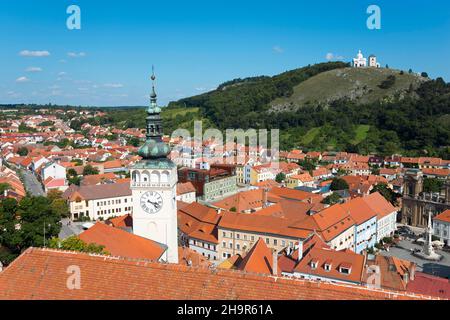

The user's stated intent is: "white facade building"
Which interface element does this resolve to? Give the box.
[353,50,380,68]
[41,161,66,181]
[433,210,450,246]
[64,183,133,221]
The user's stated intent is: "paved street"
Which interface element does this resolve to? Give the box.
[20,169,45,197]
[380,238,450,279]
[58,218,85,239]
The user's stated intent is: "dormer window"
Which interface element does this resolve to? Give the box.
[310,260,318,269]
[324,260,332,272]
[339,264,352,275]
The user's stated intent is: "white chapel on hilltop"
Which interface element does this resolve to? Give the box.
[352,50,380,68]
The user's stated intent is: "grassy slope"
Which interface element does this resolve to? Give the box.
[271,67,425,111]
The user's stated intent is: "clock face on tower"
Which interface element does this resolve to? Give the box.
[140,191,163,214]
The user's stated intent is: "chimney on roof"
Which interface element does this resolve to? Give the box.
[403,271,409,285]
[263,188,268,208]
[272,249,278,276]
[297,240,303,262]
[410,264,416,281]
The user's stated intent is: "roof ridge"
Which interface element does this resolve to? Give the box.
[16,248,443,300]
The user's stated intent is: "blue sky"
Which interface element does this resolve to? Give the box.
[0,0,449,106]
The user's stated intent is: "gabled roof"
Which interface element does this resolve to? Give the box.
[236,238,276,275]
[79,222,166,261]
[63,182,131,201]
[293,245,365,284]
[340,197,377,225]
[363,192,397,219]
[0,247,433,300]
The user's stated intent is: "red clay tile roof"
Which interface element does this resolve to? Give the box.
[363,192,397,219]
[237,238,276,275]
[434,209,450,224]
[177,202,222,244]
[0,247,435,300]
[176,181,196,195]
[213,189,266,213]
[293,244,365,284]
[78,222,166,261]
[107,214,133,229]
[406,272,450,299]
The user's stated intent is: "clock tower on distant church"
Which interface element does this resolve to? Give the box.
[130,68,179,264]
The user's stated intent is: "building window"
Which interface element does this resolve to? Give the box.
[236,233,240,239]
[266,238,269,244]
[236,244,240,250]
[273,239,278,246]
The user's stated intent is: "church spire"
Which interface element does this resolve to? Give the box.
[138,67,170,160]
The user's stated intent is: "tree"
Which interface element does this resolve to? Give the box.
[275,172,286,183]
[0,183,11,194]
[322,192,342,205]
[47,189,63,202]
[330,178,349,191]
[423,178,444,193]
[49,236,109,254]
[0,196,61,265]
[421,72,429,78]
[370,184,399,205]
[82,165,99,176]
[67,168,78,177]
[17,146,29,156]
[50,198,69,218]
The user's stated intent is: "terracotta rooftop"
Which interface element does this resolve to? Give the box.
[434,209,450,224]
[79,222,166,261]
[236,238,277,275]
[0,248,435,300]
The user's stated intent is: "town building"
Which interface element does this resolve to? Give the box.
[433,209,450,246]
[401,169,450,227]
[63,182,133,221]
[178,164,237,202]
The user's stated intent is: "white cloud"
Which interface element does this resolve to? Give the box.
[273,46,284,54]
[6,91,20,98]
[59,59,67,63]
[58,72,67,76]
[67,52,86,58]
[103,83,124,88]
[19,50,50,57]
[326,52,344,61]
[110,94,128,97]
[16,76,30,83]
[26,67,43,72]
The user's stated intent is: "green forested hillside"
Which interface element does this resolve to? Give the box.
[167,62,450,158]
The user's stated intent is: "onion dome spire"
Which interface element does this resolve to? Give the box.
[138,66,170,160]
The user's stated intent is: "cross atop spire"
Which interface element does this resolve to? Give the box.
[137,66,170,160]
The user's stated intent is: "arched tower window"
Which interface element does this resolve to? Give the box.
[161,170,170,183]
[151,170,160,183]
[142,170,150,183]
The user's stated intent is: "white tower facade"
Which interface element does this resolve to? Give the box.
[131,162,179,263]
[130,69,179,264]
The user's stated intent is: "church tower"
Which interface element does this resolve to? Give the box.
[130,68,179,264]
